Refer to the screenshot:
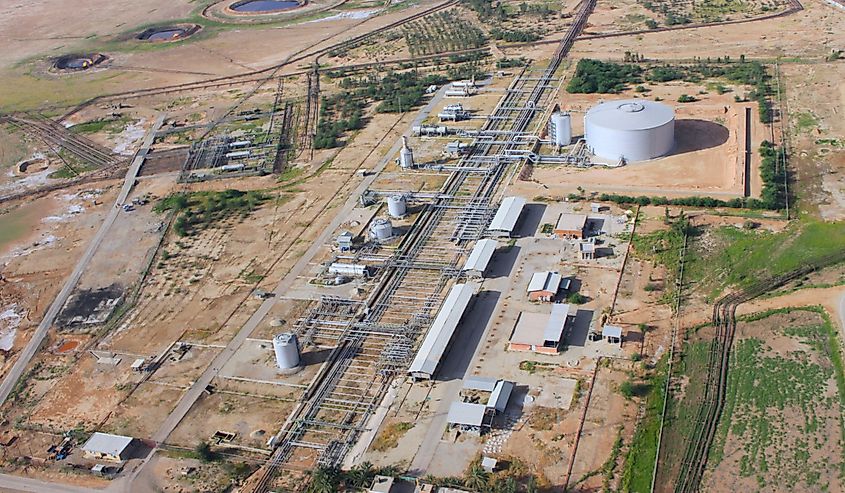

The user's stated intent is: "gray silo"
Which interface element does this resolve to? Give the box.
[584,99,675,162]
[387,194,407,218]
[273,332,300,371]
[369,218,393,241]
[399,136,414,169]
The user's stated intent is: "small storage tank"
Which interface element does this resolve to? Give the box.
[387,194,407,218]
[399,136,414,169]
[548,111,572,147]
[273,332,300,371]
[369,218,393,241]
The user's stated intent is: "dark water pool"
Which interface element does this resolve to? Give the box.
[232,0,300,12]
[65,58,92,69]
[146,29,185,41]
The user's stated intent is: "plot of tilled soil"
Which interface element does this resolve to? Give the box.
[704,309,845,492]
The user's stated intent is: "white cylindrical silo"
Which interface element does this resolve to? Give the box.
[584,99,675,162]
[387,194,407,218]
[399,136,414,169]
[549,111,572,147]
[273,332,300,371]
[369,218,393,241]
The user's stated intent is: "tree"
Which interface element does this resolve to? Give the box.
[306,466,340,493]
[345,462,375,488]
[195,441,216,462]
[464,465,489,490]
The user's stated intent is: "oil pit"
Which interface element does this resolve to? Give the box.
[229,0,302,13]
[53,53,107,71]
[136,24,201,42]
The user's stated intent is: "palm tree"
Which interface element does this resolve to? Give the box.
[464,464,489,491]
[345,461,375,488]
[306,466,339,493]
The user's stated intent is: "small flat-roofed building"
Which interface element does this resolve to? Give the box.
[527,271,562,302]
[369,475,396,493]
[487,380,514,413]
[481,456,498,473]
[488,197,527,237]
[82,433,134,463]
[409,283,478,380]
[580,241,596,260]
[509,305,572,354]
[336,231,354,251]
[463,375,498,392]
[463,239,497,278]
[602,325,623,345]
[555,213,588,238]
[447,401,491,434]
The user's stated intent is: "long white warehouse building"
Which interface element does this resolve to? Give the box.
[408,282,477,380]
[585,99,675,162]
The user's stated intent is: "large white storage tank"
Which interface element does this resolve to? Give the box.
[548,111,572,147]
[273,332,300,371]
[387,194,407,218]
[369,218,393,241]
[584,99,675,162]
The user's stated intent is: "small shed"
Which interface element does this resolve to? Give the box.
[580,241,596,260]
[369,475,396,493]
[481,456,499,473]
[602,325,623,345]
[462,239,498,278]
[463,376,498,392]
[81,433,134,462]
[447,402,490,434]
[336,231,354,251]
[555,213,588,238]
[527,271,562,302]
[487,380,514,413]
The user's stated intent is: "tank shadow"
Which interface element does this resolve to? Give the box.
[671,118,730,155]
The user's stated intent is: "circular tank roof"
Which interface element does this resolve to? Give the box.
[585,99,674,131]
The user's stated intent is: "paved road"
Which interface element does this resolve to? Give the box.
[0,114,166,408]
[0,474,100,493]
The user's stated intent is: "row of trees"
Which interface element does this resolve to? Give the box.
[490,28,540,43]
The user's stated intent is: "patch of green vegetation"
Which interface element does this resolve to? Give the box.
[689,219,845,297]
[620,355,669,493]
[490,27,539,43]
[371,422,414,452]
[154,189,269,237]
[632,214,694,304]
[794,111,819,133]
[566,59,642,94]
[69,116,130,135]
[708,307,845,489]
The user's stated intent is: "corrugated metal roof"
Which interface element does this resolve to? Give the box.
[543,303,570,343]
[463,375,498,392]
[556,213,587,231]
[585,99,674,131]
[447,401,487,426]
[527,271,561,294]
[82,433,133,457]
[488,196,526,233]
[408,283,477,378]
[463,239,498,273]
[602,325,623,338]
[487,380,514,413]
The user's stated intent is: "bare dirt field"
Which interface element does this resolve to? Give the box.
[702,308,845,492]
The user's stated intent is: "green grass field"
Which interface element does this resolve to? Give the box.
[686,219,845,300]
